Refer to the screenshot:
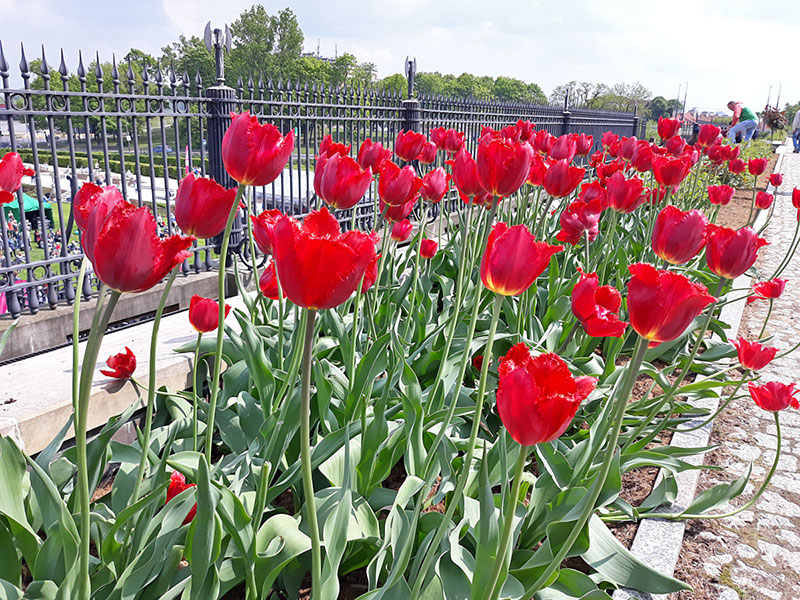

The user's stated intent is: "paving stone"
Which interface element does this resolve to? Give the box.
[736,543,758,559]
[729,444,762,462]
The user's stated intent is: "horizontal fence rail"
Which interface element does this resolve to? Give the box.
[0,41,643,319]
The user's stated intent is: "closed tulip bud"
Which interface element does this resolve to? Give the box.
[100,347,136,379]
[733,338,777,371]
[794,188,800,210]
[420,238,438,259]
[619,136,639,161]
[272,207,377,309]
[697,124,721,147]
[391,219,413,242]
[664,135,686,157]
[755,191,774,210]
[420,167,450,204]
[418,141,438,165]
[627,263,716,347]
[476,135,533,197]
[571,269,627,337]
[657,117,681,140]
[708,185,735,206]
[747,278,787,304]
[601,131,619,148]
[496,344,596,445]
[748,158,768,176]
[380,196,416,223]
[0,151,34,204]
[769,173,783,187]
[544,159,585,198]
[188,294,231,332]
[651,205,708,265]
[550,134,577,162]
[450,147,487,198]
[444,128,466,153]
[429,127,446,147]
[574,133,593,156]
[556,198,604,245]
[748,381,799,412]
[481,222,563,295]
[318,134,350,158]
[357,139,392,173]
[652,155,692,189]
[314,153,372,210]
[258,261,283,300]
[395,130,427,162]
[705,224,768,279]
[706,143,725,164]
[222,112,294,186]
[251,209,282,255]
[589,150,604,167]
[728,158,746,174]
[166,471,197,524]
[174,173,238,239]
[378,161,423,207]
[605,172,646,213]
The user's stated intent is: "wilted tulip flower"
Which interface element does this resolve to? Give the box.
[258,261,283,300]
[755,191,774,210]
[314,153,372,210]
[0,152,34,204]
[657,117,681,140]
[449,147,486,198]
[481,222,563,296]
[222,112,294,186]
[418,141,438,165]
[476,135,533,197]
[556,198,605,245]
[165,471,197,524]
[747,278,787,304]
[100,347,136,379]
[395,129,427,162]
[748,381,799,412]
[174,174,238,239]
[708,185,735,206]
[251,209,282,255]
[420,238,438,259]
[420,167,450,204]
[390,219,413,242]
[770,173,783,187]
[747,158,768,176]
[543,159,585,198]
[604,172,646,213]
[627,263,716,347]
[357,139,392,173]
[705,224,767,279]
[318,134,350,158]
[571,269,627,337]
[496,344,596,445]
[189,295,231,333]
[378,161,423,207]
[651,205,708,265]
[728,159,746,174]
[733,338,777,371]
[697,124,721,147]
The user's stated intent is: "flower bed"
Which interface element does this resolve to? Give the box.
[0,118,798,600]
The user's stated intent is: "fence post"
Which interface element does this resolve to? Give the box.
[632,103,640,139]
[402,57,420,133]
[561,89,571,136]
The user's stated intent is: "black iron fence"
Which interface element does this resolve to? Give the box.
[0,40,643,318]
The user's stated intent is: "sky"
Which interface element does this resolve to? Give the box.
[1,0,799,112]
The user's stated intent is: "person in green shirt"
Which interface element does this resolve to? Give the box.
[726,101,758,142]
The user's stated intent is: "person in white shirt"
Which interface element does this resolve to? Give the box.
[793,109,800,153]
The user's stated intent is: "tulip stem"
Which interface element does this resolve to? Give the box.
[192,331,203,452]
[205,184,246,463]
[673,370,749,433]
[299,308,322,596]
[245,188,261,324]
[402,202,428,340]
[598,210,620,282]
[483,445,529,600]
[276,275,285,370]
[758,299,774,340]
[131,267,179,503]
[746,174,759,227]
[583,229,591,271]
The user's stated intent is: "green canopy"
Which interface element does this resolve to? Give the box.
[4,192,53,222]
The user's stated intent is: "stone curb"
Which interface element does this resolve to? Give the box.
[612,141,788,600]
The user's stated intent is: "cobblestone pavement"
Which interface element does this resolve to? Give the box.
[674,145,800,599]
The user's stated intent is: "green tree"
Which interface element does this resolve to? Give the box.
[160,35,215,86]
[330,53,357,88]
[380,73,406,98]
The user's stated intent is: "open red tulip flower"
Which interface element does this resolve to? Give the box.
[664,136,686,157]
[543,159,585,198]
[75,184,194,293]
[627,263,716,347]
[174,173,238,239]
[657,117,681,140]
[391,219,413,242]
[651,205,708,265]
[481,222,563,296]
[571,269,628,337]
[697,124,721,147]
[708,185,735,206]
[556,198,604,245]
[318,134,350,158]
[604,172,646,213]
[476,134,533,198]
[380,196,416,223]
[0,151,35,204]
[378,161,423,207]
[619,136,639,161]
[574,133,593,156]
[222,111,294,186]
[314,153,372,210]
[601,131,619,149]
[166,471,197,524]
[449,147,486,199]
[420,238,438,259]
[188,294,231,333]
[747,158,768,176]
[251,209,282,255]
[705,224,767,279]
[418,141,438,165]
[550,134,577,162]
[100,346,136,379]
[652,155,692,190]
[533,129,555,155]
[728,158,746,175]
[733,338,777,371]
[630,141,654,173]
[527,154,549,187]
[420,167,450,204]
[748,381,799,412]
[272,207,376,310]
[769,173,783,187]
[747,278,787,304]
[357,139,392,173]
[496,343,597,446]
[394,129,427,162]
[755,191,774,210]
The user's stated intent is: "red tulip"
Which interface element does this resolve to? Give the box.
[429,127,446,148]
[395,130,427,162]
[391,219,413,242]
[747,278,787,304]
[526,154,549,187]
[272,207,376,309]
[314,153,372,210]
[601,131,619,149]
[76,185,193,293]
[420,167,450,204]
[251,209,282,255]
[188,294,231,333]
[578,181,606,205]
[166,471,197,524]
[627,263,716,347]
[728,159,746,175]
[418,141,438,165]
[769,173,783,187]
[532,129,554,155]
[657,117,681,140]
[755,191,774,210]
[174,173,238,239]
[450,147,486,198]
[596,158,626,180]
[476,135,533,198]
[378,161,423,207]
[664,135,686,157]
[748,381,799,412]
[571,269,627,337]
[652,155,692,189]
[705,224,767,279]
[100,346,136,379]
[550,134,577,162]
[357,139,392,173]
[589,150,604,167]
[574,134,593,156]
[651,205,708,265]
[747,158,768,176]
[361,251,380,293]
[258,261,283,300]
[472,355,484,371]
[733,338,777,371]
[420,238,438,259]
[556,198,604,245]
[604,172,646,213]
[481,222,563,296]
[543,159,585,198]
[708,185,735,206]
[793,188,800,210]
[706,143,725,164]
[444,128,466,153]
[619,136,639,161]
[222,111,294,186]
[515,120,535,142]
[0,152,34,204]
[379,196,416,223]
[496,344,596,445]
[630,142,654,173]
[646,186,667,205]
[697,124,721,147]
[318,134,350,158]
[729,145,741,160]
